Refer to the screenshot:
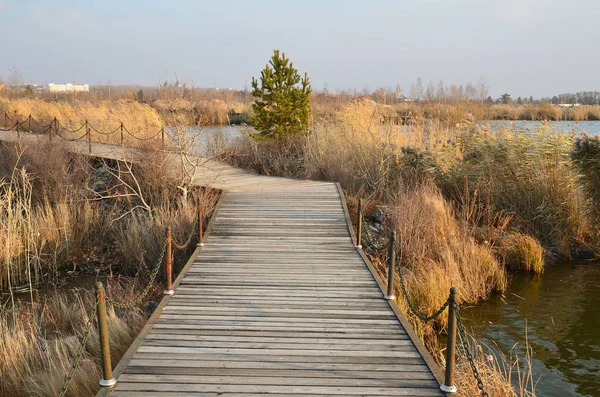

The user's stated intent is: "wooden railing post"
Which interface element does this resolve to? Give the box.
[161,126,165,148]
[120,122,124,147]
[197,202,205,247]
[86,120,92,155]
[28,114,32,132]
[95,282,117,388]
[16,120,20,141]
[355,198,363,249]
[48,118,53,140]
[164,227,174,295]
[4,112,7,128]
[441,287,458,394]
[384,231,396,300]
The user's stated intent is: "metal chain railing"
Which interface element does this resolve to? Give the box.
[104,240,167,309]
[57,296,98,397]
[172,217,199,250]
[55,128,89,142]
[455,302,489,396]
[88,124,121,136]
[56,121,86,133]
[394,254,451,322]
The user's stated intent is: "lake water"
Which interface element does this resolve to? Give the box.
[461,262,600,396]
[481,120,600,136]
[180,120,600,151]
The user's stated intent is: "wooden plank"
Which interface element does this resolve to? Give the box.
[123,366,435,379]
[117,374,440,388]
[110,383,442,395]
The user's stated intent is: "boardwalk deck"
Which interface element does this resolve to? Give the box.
[0,131,444,396]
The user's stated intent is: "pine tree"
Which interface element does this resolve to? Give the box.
[250,50,312,139]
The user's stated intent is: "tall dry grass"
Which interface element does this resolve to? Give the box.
[0,142,98,292]
[0,139,218,294]
[447,331,537,397]
[152,97,249,126]
[385,185,507,330]
[0,288,147,397]
[573,134,600,220]
[444,126,597,256]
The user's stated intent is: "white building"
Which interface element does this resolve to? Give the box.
[48,83,89,93]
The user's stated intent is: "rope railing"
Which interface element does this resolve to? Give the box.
[355,202,488,396]
[1,112,166,150]
[54,203,207,395]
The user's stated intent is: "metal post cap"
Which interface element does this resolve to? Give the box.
[355,244,362,249]
[197,242,205,247]
[99,378,117,387]
[440,384,457,393]
[384,295,395,300]
[163,289,175,296]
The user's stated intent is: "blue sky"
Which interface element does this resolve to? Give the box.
[1,0,598,97]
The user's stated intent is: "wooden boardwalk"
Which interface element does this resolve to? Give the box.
[0,131,444,396]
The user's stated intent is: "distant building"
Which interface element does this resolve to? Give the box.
[48,83,89,93]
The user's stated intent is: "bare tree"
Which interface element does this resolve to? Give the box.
[477,77,489,105]
[410,77,424,101]
[7,67,23,87]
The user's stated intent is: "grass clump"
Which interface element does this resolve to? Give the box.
[388,185,507,329]
[495,232,545,273]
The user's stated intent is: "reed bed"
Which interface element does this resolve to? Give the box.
[152,97,249,126]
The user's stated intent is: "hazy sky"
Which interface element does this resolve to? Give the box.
[1,0,598,98]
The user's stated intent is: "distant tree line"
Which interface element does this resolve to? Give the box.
[550,92,600,105]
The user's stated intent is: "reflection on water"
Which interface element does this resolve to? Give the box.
[461,262,600,396]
